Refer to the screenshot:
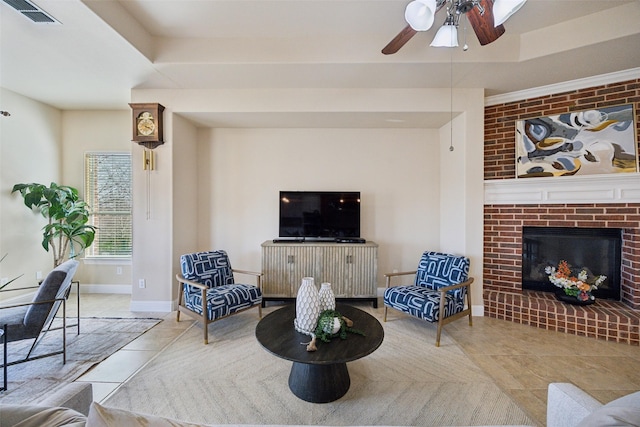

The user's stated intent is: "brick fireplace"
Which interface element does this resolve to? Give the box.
[483,77,640,345]
[484,203,640,345]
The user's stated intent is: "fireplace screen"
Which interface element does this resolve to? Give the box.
[522,226,621,300]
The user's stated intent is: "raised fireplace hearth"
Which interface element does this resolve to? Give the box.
[483,202,640,346]
[522,226,621,301]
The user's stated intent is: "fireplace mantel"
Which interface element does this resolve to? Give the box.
[484,174,640,205]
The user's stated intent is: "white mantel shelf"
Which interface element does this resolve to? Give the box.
[484,174,640,205]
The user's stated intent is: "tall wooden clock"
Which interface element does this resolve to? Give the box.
[129,103,165,149]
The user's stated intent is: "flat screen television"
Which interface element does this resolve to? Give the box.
[279,191,361,239]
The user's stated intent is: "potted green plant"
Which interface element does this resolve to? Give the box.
[12,182,96,267]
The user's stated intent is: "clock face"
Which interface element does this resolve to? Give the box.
[137,112,156,136]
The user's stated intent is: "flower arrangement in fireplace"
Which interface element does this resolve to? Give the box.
[545,260,607,302]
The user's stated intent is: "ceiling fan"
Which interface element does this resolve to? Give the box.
[382,0,526,54]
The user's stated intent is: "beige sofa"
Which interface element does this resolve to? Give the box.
[1,382,639,426]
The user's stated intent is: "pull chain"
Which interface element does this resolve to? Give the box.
[449,48,454,152]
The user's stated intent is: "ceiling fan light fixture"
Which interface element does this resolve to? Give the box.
[430,18,458,47]
[405,0,437,31]
[493,0,527,27]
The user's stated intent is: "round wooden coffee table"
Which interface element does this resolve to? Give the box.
[255,303,384,403]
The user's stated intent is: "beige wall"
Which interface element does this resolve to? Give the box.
[130,102,178,311]
[170,114,199,303]
[130,87,485,313]
[198,127,441,279]
[0,88,62,297]
[1,86,484,313]
[61,110,133,290]
[439,91,485,309]
[0,102,134,298]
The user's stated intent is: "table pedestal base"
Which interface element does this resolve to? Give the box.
[288,361,350,403]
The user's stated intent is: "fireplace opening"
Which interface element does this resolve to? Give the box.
[522,226,621,301]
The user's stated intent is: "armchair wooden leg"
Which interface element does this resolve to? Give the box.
[436,290,447,347]
[383,275,391,323]
[176,284,184,322]
[467,289,473,327]
[436,322,443,348]
[202,288,208,345]
[257,276,263,318]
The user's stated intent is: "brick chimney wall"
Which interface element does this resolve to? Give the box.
[483,79,640,345]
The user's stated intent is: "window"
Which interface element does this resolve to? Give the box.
[84,152,132,257]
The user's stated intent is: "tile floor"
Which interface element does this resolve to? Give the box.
[445,310,640,425]
[69,294,194,403]
[69,294,640,426]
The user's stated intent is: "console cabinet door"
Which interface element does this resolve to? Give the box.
[342,245,377,297]
[321,246,348,297]
[287,246,321,297]
[321,245,377,298]
[262,245,320,297]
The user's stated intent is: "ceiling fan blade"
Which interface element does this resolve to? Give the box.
[466,0,505,46]
[382,25,418,55]
[383,1,449,54]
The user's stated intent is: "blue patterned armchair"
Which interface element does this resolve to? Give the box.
[383,251,474,347]
[176,250,262,344]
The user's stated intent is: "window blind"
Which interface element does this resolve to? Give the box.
[84,152,132,257]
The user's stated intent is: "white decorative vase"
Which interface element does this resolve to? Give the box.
[318,282,336,311]
[294,277,320,335]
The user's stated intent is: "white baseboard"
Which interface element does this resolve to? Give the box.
[129,299,174,313]
[472,305,484,317]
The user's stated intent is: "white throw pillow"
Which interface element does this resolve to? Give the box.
[86,402,210,427]
[0,405,86,427]
[577,391,640,427]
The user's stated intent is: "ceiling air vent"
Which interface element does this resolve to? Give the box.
[2,0,60,24]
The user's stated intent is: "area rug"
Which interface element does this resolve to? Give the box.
[0,317,160,404]
[104,306,535,426]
